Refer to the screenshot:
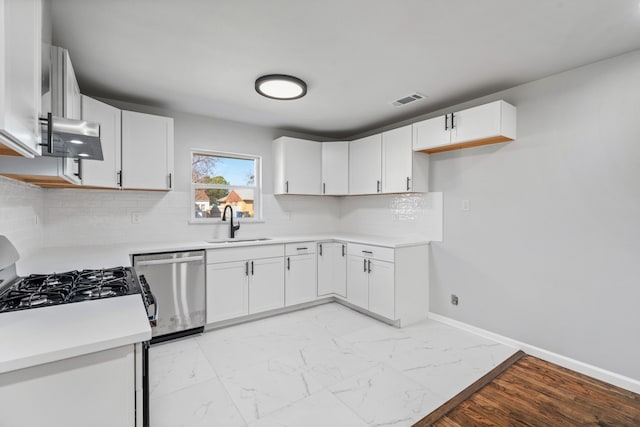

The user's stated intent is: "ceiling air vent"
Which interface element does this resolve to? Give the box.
[391,92,426,107]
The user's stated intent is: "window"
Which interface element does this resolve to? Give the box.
[191,150,261,221]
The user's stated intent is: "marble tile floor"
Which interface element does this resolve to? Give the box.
[149,303,517,427]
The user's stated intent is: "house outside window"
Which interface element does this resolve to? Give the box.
[191,150,261,222]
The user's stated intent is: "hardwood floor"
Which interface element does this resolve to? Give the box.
[414,351,640,427]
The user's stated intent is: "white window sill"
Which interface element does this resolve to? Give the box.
[188,218,265,225]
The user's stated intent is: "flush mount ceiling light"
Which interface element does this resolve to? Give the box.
[255,74,307,100]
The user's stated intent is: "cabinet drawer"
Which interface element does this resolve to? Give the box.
[207,244,284,263]
[347,243,394,263]
[285,242,317,256]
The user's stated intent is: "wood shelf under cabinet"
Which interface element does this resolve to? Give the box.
[418,134,514,154]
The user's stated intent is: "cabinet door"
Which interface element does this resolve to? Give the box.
[368,260,395,320]
[322,141,349,195]
[451,101,502,144]
[206,261,248,323]
[285,253,317,306]
[349,134,382,195]
[346,255,369,309]
[80,96,121,188]
[249,257,285,314]
[0,0,42,157]
[382,125,413,193]
[412,115,450,151]
[121,110,174,190]
[274,137,321,195]
[63,52,81,120]
[317,242,347,297]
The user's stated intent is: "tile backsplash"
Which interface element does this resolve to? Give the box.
[0,176,44,256]
[1,178,442,251]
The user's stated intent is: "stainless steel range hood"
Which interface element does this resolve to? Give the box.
[39,46,104,160]
[40,113,103,160]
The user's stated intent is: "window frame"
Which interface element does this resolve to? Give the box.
[189,149,262,223]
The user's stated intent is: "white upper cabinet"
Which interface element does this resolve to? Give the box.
[321,141,349,195]
[383,125,414,193]
[412,115,451,151]
[0,0,43,158]
[349,134,382,195]
[80,96,121,188]
[413,100,516,153]
[273,136,322,195]
[121,110,174,191]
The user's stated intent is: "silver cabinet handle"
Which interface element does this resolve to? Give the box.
[245,261,249,276]
[319,244,323,256]
[367,259,371,273]
[406,177,410,191]
[323,183,326,194]
[251,261,254,275]
[135,255,204,266]
[363,259,367,272]
[287,257,290,270]
[342,245,345,257]
[376,180,381,193]
[362,250,373,255]
[296,247,308,251]
[168,173,172,189]
[285,180,289,193]
[445,114,448,130]
[451,112,455,129]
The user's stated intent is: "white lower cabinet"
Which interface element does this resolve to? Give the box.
[205,241,428,327]
[346,243,429,326]
[317,242,347,297]
[346,255,369,308]
[367,259,395,320]
[0,344,138,427]
[206,260,248,322]
[346,255,394,318]
[206,245,284,323]
[285,243,317,306]
[249,257,285,313]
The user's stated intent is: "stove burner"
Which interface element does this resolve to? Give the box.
[0,267,139,313]
[19,294,49,307]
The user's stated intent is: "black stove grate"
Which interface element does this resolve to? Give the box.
[0,267,137,313]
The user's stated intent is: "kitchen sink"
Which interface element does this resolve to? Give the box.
[206,238,272,244]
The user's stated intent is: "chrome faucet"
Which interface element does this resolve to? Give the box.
[221,205,240,239]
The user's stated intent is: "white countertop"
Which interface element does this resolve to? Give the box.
[0,295,151,374]
[6,233,427,374]
[17,233,428,275]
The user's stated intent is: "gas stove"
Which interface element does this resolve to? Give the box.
[0,267,155,316]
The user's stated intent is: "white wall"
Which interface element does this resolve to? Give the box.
[43,105,341,246]
[0,176,43,256]
[426,49,640,380]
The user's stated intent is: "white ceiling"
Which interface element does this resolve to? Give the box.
[51,0,640,139]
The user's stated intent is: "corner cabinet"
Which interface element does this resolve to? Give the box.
[206,245,285,323]
[121,110,174,191]
[381,125,429,193]
[349,134,382,195]
[321,141,349,195]
[273,136,322,195]
[0,0,43,158]
[345,242,429,326]
[413,100,516,153]
[317,241,347,297]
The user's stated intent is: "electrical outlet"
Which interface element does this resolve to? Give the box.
[131,212,141,224]
[461,200,470,211]
[451,294,459,306]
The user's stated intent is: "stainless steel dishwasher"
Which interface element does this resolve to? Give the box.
[133,250,205,342]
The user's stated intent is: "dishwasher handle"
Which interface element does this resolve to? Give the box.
[135,255,204,266]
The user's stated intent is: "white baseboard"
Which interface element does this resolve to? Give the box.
[428,312,640,394]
